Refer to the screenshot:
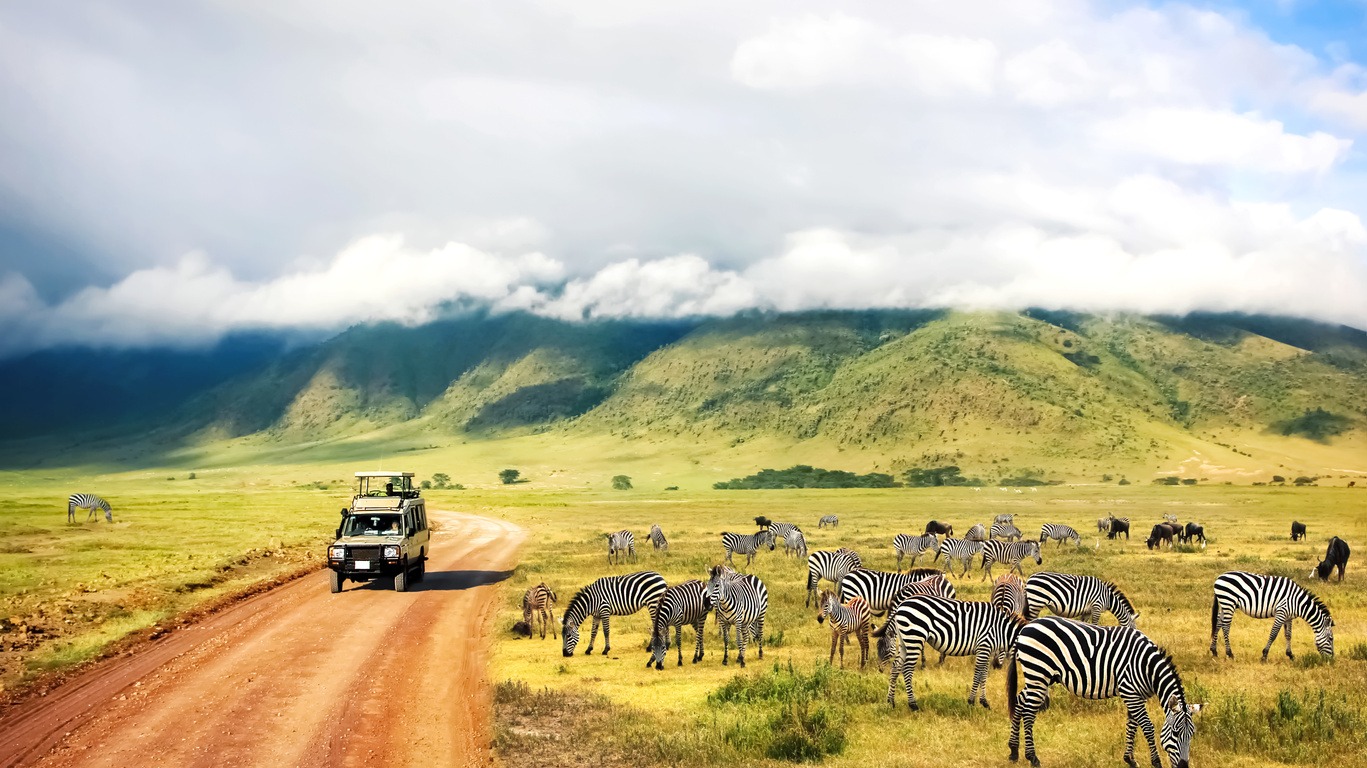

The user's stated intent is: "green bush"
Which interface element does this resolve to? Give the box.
[611,475,633,490]
[715,465,899,490]
[1153,476,1181,486]
[1204,689,1367,763]
[499,469,521,485]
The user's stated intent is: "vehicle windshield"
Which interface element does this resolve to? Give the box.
[342,514,402,536]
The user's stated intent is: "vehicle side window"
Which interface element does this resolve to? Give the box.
[419,508,427,531]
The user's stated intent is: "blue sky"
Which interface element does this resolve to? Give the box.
[0,0,1365,355]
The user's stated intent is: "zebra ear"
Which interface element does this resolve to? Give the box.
[1164,693,1180,711]
[1187,703,1204,715]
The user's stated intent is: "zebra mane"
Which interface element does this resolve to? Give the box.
[1103,579,1136,613]
[563,588,593,623]
[1152,647,1188,707]
[1301,587,1332,620]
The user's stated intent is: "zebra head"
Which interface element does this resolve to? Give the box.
[815,590,835,624]
[1160,693,1201,768]
[706,565,729,607]
[561,619,580,657]
[760,529,776,551]
[1314,615,1335,658]
[648,625,670,670]
[1029,541,1043,565]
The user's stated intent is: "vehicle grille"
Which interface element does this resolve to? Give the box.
[346,546,382,570]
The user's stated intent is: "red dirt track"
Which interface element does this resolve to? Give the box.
[0,511,525,768]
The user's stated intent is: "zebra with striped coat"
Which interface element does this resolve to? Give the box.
[980,540,1043,580]
[648,524,668,552]
[522,582,558,640]
[816,590,872,668]
[935,537,983,577]
[1008,616,1200,768]
[720,530,775,567]
[965,523,988,542]
[1210,571,1334,661]
[838,568,944,614]
[68,493,111,523]
[992,573,1027,618]
[648,580,711,669]
[1039,524,1081,547]
[763,521,801,541]
[818,514,839,528]
[562,571,668,657]
[806,548,863,608]
[991,521,1023,541]
[878,595,1025,710]
[893,533,939,570]
[994,513,1015,525]
[783,528,807,558]
[1097,516,1113,533]
[606,530,636,564]
[707,565,768,667]
[1025,572,1139,628]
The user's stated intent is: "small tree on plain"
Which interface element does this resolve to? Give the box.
[421,479,431,489]
[431,473,451,489]
[500,469,521,485]
[611,475,632,491]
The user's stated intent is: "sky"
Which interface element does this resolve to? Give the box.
[1,0,1366,356]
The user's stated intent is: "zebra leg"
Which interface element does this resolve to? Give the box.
[903,641,924,710]
[601,615,612,655]
[981,558,993,582]
[1222,609,1234,658]
[735,622,748,668]
[1015,688,1047,766]
[675,623,684,666]
[858,627,869,669]
[971,648,991,707]
[1123,695,1161,768]
[586,616,601,654]
[720,620,731,665]
[68,504,74,523]
[756,615,765,660]
[885,648,903,706]
[1262,612,1287,662]
[550,608,558,639]
[691,618,705,663]
[1282,614,1295,660]
[829,627,838,665]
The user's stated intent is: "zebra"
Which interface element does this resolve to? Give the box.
[1039,523,1081,548]
[806,548,863,607]
[1008,616,1200,768]
[561,571,667,657]
[762,521,802,541]
[68,493,111,523]
[993,513,1015,525]
[992,572,1026,617]
[838,567,944,614]
[1025,571,1139,629]
[893,533,939,570]
[965,523,988,542]
[720,530,775,567]
[648,524,668,552]
[877,595,1025,710]
[522,582,558,640]
[816,590,872,668]
[606,530,636,564]
[980,540,1043,580]
[1163,513,1179,525]
[934,537,983,577]
[990,521,1022,541]
[1097,516,1112,533]
[818,514,839,528]
[647,580,710,669]
[783,529,807,558]
[1210,571,1334,661]
[706,564,768,667]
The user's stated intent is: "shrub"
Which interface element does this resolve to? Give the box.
[499,469,521,485]
[1294,476,1317,486]
[611,475,633,491]
[431,473,451,489]
[1272,475,1286,484]
[421,480,431,489]
[664,486,679,491]
[188,472,197,480]
[1117,478,1131,485]
[1152,477,1181,486]
[1203,689,1367,762]
[1181,478,1198,485]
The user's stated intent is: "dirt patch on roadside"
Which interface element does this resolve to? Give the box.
[493,681,641,768]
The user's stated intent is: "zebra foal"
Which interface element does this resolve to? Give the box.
[606,530,636,564]
[648,524,668,552]
[648,580,710,669]
[783,529,808,558]
[935,537,983,577]
[1210,571,1334,661]
[816,590,872,668]
[522,582,558,639]
[561,571,667,657]
[707,565,768,667]
[68,493,112,523]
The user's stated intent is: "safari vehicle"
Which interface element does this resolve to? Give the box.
[327,471,431,593]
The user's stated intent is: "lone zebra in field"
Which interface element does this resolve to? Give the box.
[934,537,983,577]
[720,530,775,567]
[992,573,1026,618]
[818,514,839,528]
[606,530,636,564]
[783,529,807,558]
[1008,616,1199,768]
[68,493,111,523]
[1025,572,1139,628]
[838,567,944,615]
[980,540,1042,580]
[806,548,863,607]
[562,571,668,657]
[990,521,1022,541]
[707,565,768,667]
[1211,571,1334,661]
[648,524,668,552]
[878,595,1024,710]
[648,580,710,669]
[522,582,558,640]
[816,590,871,668]
[1039,523,1081,547]
[894,533,939,570]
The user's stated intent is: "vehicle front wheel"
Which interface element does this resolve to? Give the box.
[395,563,408,593]
[329,570,342,594]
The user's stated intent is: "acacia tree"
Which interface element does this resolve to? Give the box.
[431,473,451,489]
[500,469,521,485]
[611,475,633,490]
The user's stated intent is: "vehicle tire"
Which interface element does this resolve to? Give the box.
[395,563,408,593]
[329,570,342,594]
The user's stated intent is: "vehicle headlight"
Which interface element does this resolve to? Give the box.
[383,546,399,559]
[329,547,345,559]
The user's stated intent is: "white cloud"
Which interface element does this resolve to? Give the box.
[1095,108,1351,173]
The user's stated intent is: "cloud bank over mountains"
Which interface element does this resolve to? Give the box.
[0,1,1365,355]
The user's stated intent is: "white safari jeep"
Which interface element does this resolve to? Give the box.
[327,471,431,593]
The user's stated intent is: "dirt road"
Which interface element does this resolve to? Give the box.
[0,510,524,768]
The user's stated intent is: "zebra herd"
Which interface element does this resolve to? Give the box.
[533,511,1349,768]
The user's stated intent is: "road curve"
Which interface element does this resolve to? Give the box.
[0,510,525,768]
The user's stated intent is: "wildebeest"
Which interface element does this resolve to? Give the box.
[1312,537,1350,582]
[1107,518,1130,540]
[924,520,954,536]
[1291,521,1307,541]
[1146,523,1178,550]
[1178,522,1206,546]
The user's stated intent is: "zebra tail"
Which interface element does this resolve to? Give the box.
[1210,593,1218,638]
[1006,653,1018,721]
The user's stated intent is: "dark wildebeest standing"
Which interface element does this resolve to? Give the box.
[1107,518,1130,540]
[924,520,954,536]
[1291,521,1307,541]
[1179,522,1205,546]
[1312,537,1350,582]
[1146,523,1177,550]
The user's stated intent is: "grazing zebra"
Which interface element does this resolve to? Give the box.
[67,493,112,523]
[980,540,1042,580]
[1096,516,1112,533]
[965,523,988,542]
[816,590,872,668]
[878,595,1025,710]
[606,530,636,564]
[562,571,667,657]
[1025,571,1139,629]
[990,521,1022,541]
[1008,616,1199,768]
[893,533,939,570]
[648,580,710,669]
[783,529,808,558]
[993,513,1015,525]
[1210,571,1334,661]
[818,514,839,528]
[720,530,775,567]
[706,564,768,667]
[522,582,558,640]
[838,567,944,614]
[992,572,1026,617]
[648,524,668,552]
[1039,523,1081,547]
[806,548,863,607]
[934,537,983,577]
